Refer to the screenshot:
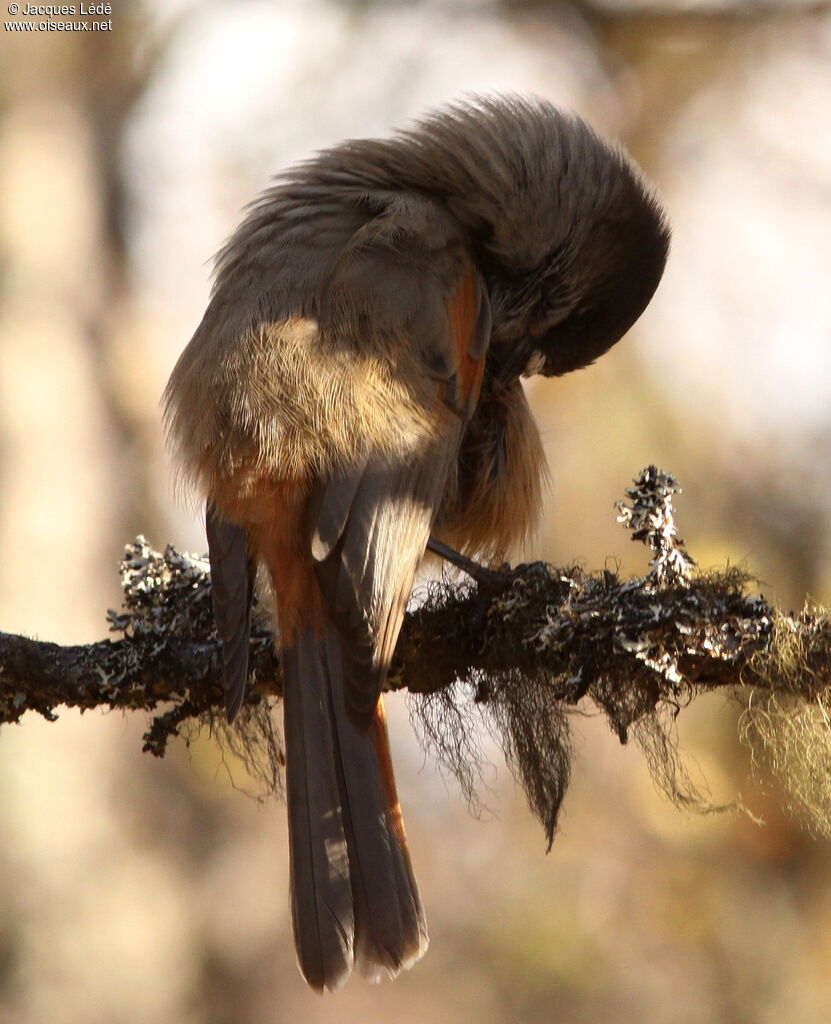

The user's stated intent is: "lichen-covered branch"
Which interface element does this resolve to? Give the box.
[2,467,831,844]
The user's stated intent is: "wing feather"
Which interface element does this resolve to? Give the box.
[206,504,253,721]
[307,269,489,724]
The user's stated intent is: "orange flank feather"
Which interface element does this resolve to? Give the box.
[447,270,486,417]
[211,476,323,641]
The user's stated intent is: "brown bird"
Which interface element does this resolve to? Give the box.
[163,95,669,992]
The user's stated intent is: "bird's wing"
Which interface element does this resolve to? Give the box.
[206,503,253,721]
[308,226,491,722]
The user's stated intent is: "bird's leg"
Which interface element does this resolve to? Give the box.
[426,537,505,586]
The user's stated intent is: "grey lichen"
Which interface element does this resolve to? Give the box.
[107,537,219,640]
[616,465,697,587]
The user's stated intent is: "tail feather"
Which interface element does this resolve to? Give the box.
[325,632,427,977]
[354,707,428,981]
[372,701,428,958]
[282,638,354,992]
[283,623,428,990]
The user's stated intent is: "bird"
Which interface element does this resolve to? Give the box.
[163,94,670,993]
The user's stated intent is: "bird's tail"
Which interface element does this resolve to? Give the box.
[282,620,428,992]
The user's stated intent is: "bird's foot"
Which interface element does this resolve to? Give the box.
[426,537,506,586]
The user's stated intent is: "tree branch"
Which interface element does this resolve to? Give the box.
[3,468,830,843]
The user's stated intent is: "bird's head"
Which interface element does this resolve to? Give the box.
[272,94,669,383]
[393,96,671,381]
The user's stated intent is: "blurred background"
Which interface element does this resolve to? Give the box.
[2,1,831,1021]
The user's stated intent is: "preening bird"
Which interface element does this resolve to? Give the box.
[164,95,670,992]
